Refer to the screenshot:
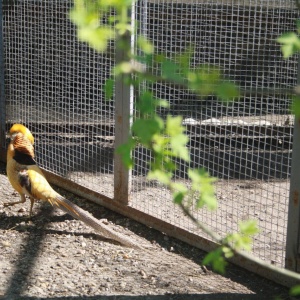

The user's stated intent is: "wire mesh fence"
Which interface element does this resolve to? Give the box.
[0,0,299,278]
[2,0,116,198]
[131,0,298,267]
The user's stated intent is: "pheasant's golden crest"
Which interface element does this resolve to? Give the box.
[9,123,34,145]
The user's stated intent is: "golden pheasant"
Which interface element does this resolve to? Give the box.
[4,124,140,248]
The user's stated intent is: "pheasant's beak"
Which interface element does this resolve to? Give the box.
[6,135,10,144]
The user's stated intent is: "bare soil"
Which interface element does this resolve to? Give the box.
[0,162,291,300]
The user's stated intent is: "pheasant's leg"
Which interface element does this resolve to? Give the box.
[29,197,35,219]
[4,194,26,208]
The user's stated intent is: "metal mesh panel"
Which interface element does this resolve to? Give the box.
[1,0,299,272]
[132,0,298,267]
[3,1,115,198]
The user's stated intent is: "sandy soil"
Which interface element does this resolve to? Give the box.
[0,162,292,300]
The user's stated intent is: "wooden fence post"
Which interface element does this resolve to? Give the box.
[114,5,134,204]
[285,58,300,272]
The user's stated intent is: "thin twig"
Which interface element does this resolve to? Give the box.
[179,203,300,286]
[179,203,223,244]
[132,68,298,96]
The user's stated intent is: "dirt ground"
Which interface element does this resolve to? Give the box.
[0,162,292,300]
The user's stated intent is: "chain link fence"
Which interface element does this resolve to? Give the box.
[0,0,299,282]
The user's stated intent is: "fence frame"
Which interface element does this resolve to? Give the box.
[285,57,300,273]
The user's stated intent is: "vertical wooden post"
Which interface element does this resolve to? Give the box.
[114,5,134,204]
[285,115,300,271]
[285,58,300,272]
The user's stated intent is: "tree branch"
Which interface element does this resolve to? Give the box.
[179,203,300,286]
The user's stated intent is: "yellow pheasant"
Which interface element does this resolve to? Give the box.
[4,124,140,248]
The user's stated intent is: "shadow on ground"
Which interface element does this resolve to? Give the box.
[0,162,290,300]
[0,294,269,300]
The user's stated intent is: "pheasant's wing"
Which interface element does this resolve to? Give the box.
[18,167,140,248]
[18,167,79,216]
[12,133,36,165]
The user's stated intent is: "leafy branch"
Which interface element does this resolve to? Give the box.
[70,0,300,289]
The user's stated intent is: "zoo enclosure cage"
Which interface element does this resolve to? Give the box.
[0,0,299,286]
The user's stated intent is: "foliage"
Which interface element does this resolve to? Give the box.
[277,20,300,117]
[290,284,300,296]
[277,20,300,58]
[70,0,259,274]
[203,220,259,273]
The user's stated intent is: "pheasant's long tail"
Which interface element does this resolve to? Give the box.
[51,195,142,249]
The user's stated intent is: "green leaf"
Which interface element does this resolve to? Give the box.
[70,0,115,52]
[281,44,297,58]
[216,82,239,101]
[175,47,194,73]
[225,220,258,252]
[161,60,184,83]
[165,115,184,136]
[132,117,164,145]
[165,116,190,161]
[235,235,252,251]
[114,62,134,75]
[99,0,134,9]
[277,32,300,44]
[163,158,177,172]
[137,36,154,54]
[296,19,300,29]
[137,91,155,115]
[290,285,300,296]
[173,191,185,204]
[170,134,190,161]
[152,134,168,153]
[189,65,221,95]
[115,22,132,36]
[291,96,300,117]
[147,169,172,185]
[104,78,114,100]
[155,99,170,108]
[133,53,154,69]
[78,27,115,52]
[239,220,259,236]
[222,220,258,252]
[222,246,234,259]
[171,182,188,204]
[69,0,99,27]
[154,54,167,63]
[203,248,227,274]
[188,168,217,210]
[277,32,300,58]
[116,138,136,169]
